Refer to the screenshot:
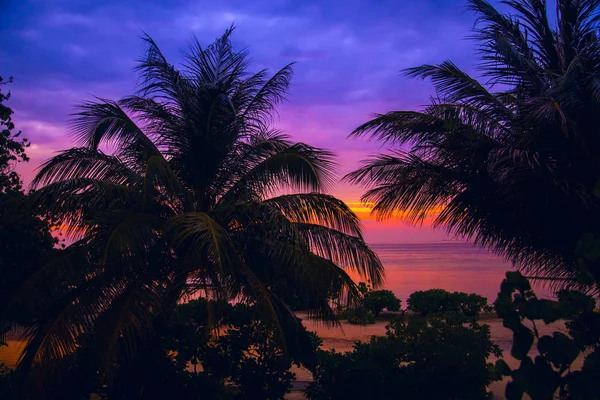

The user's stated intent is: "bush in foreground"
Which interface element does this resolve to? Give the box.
[306,314,501,399]
[0,300,310,400]
[167,300,299,400]
[493,271,600,400]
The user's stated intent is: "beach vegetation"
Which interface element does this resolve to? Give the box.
[407,289,490,319]
[493,271,600,399]
[337,306,377,325]
[360,282,401,317]
[306,312,501,399]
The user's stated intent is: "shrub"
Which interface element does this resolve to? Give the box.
[306,314,501,399]
[338,306,376,325]
[9,300,306,400]
[492,271,600,399]
[338,282,401,323]
[406,289,449,316]
[165,300,299,400]
[407,289,490,318]
[363,289,401,316]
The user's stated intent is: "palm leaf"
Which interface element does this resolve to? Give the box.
[294,222,384,287]
[224,144,337,197]
[264,193,363,237]
[31,148,140,189]
[240,63,295,130]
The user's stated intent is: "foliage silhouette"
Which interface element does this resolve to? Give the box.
[1,300,315,400]
[165,300,306,400]
[347,0,600,290]
[360,282,401,317]
[337,282,401,323]
[0,77,57,342]
[9,28,383,394]
[407,289,490,318]
[493,271,600,400]
[306,312,501,399]
[0,76,28,195]
[337,306,376,325]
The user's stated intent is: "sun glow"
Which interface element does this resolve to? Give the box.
[344,201,443,222]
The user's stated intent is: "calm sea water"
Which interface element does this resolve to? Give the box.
[369,242,552,302]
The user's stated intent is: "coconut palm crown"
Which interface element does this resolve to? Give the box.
[347,0,600,290]
[15,28,383,376]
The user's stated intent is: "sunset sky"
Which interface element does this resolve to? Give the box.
[1,0,486,243]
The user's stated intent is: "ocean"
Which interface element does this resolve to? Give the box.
[369,242,553,302]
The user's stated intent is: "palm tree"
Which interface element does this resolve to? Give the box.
[347,0,600,290]
[13,28,383,382]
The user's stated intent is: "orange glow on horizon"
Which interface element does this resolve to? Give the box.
[46,201,446,245]
[344,201,442,223]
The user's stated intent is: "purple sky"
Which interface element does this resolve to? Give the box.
[1,0,491,243]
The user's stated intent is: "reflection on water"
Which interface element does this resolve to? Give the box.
[368,242,553,302]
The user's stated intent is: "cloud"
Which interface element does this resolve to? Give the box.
[19,120,65,142]
[3,0,487,241]
[44,12,94,27]
[280,46,329,61]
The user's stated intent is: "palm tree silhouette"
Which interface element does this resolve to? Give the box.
[17,28,383,379]
[347,0,600,290]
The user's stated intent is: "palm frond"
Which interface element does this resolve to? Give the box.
[556,0,600,68]
[182,26,248,88]
[294,222,385,287]
[264,193,363,237]
[346,151,462,222]
[92,279,159,381]
[404,61,514,119]
[135,34,189,102]
[224,143,337,198]
[503,0,560,69]
[350,111,444,144]
[17,276,97,371]
[31,148,140,189]
[302,253,364,311]
[28,179,144,238]
[95,211,166,266]
[71,99,148,150]
[166,212,241,275]
[214,131,296,202]
[240,63,295,130]
[142,154,192,210]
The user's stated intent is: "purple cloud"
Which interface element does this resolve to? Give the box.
[1,0,497,241]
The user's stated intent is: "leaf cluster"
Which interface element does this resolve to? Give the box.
[307,313,501,399]
[493,271,600,399]
[347,0,600,290]
[407,288,491,319]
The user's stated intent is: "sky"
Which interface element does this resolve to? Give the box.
[0,0,489,243]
